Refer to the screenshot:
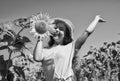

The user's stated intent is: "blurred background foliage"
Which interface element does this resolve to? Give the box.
[73,40,120,81]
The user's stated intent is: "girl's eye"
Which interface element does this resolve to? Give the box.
[59,27,65,31]
[57,23,65,31]
[59,27,63,31]
[54,26,58,29]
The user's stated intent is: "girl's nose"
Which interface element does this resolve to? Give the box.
[55,29,60,35]
[56,28,59,31]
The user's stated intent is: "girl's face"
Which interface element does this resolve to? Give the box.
[53,23,66,45]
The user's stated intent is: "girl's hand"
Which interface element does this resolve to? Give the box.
[95,15,106,23]
[37,31,50,41]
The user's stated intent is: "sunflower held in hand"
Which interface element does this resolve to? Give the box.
[30,12,55,39]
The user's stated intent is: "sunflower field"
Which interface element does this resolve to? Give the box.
[0,13,120,81]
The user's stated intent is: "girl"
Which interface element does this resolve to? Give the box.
[33,15,106,81]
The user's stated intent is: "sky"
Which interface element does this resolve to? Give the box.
[0,0,120,59]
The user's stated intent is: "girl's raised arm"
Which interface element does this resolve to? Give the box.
[74,15,106,55]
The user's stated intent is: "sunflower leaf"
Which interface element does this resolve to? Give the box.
[22,36,31,43]
[0,45,8,50]
[1,34,13,44]
[8,30,17,38]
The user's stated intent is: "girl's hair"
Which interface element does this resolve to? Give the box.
[48,19,73,47]
[48,36,55,47]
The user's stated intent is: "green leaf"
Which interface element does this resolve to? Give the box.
[14,17,30,28]
[21,52,25,57]
[22,36,31,43]
[1,34,13,44]
[0,45,8,50]
[117,40,120,44]
[0,24,4,35]
[8,30,17,38]
[13,41,24,50]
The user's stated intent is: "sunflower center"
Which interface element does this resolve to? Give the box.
[35,21,47,34]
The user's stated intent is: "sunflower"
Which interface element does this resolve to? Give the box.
[30,12,54,39]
